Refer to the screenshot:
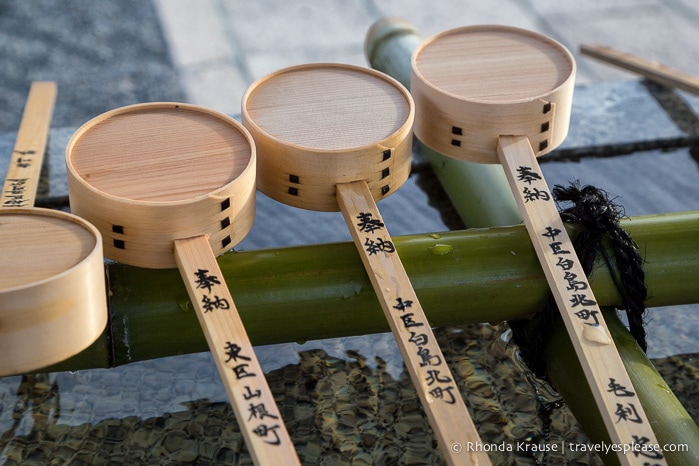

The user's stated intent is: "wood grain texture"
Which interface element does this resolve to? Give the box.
[174,235,300,466]
[246,63,488,463]
[337,181,491,466]
[0,210,96,288]
[0,82,108,376]
[66,103,256,268]
[0,208,107,376]
[66,101,298,463]
[410,25,575,163]
[0,81,56,208]
[498,136,666,466]
[411,25,666,464]
[243,63,414,211]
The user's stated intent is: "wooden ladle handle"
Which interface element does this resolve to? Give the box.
[174,235,300,466]
[336,180,491,466]
[497,135,666,466]
[1,81,57,208]
[581,44,699,96]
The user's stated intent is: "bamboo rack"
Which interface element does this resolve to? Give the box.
[44,210,699,373]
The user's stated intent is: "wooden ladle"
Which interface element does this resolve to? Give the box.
[65,103,299,465]
[0,82,108,376]
[411,25,666,465]
[243,63,491,465]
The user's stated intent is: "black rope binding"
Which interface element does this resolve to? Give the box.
[509,183,649,380]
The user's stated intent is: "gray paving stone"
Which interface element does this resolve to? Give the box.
[541,147,699,217]
[369,0,540,35]
[559,80,686,154]
[541,4,699,84]
[153,0,235,68]
[218,1,374,55]
[0,0,186,133]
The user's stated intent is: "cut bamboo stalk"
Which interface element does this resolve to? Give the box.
[581,44,699,95]
[0,82,108,376]
[411,25,667,465]
[65,103,300,466]
[549,309,699,466]
[243,63,491,465]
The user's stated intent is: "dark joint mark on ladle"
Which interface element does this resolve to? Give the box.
[381,185,390,195]
[543,102,552,114]
[112,225,126,249]
[289,175,301,195]
[451,126,463,135]
[381,167,390,179]
[220,198,231,211]
[451,139,461,147]
[541,122,550,133]
[221,217,231,229]
[222,236,232,248]
[382,149,392,160]
[539,140,549,151]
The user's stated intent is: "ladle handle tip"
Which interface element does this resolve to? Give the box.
[581,43,699,96]
[497,135,667,466]
[336,180,492,466]
[174,235,301,466]
[1,81,57,208]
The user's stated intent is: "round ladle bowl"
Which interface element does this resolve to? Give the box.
[66,103,299,465]
[0,208,106,375]
[411,24,575,163]
[0,82,107,376]
[242,63,492,466]
[411,25,666,465]
[66,103,255,269]
[242,63,414,212]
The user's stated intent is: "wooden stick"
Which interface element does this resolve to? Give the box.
[497,135,667,466]
[1,81,57,208]
[174,235,300,466]
[581,44,699,95]
[336,180,491,466]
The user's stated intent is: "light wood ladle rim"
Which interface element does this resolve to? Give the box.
[0,207,103,294]
[241,62,415,155]
[66,102,256,207]
[411,24,576,105]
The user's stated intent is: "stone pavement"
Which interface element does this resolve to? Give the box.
[2,0,698,130]
[0,0,186,133]
[153,0,699,117]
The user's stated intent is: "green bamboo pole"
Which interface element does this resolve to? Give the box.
[44,210,699,374]
[365,17,699,465]
[548,309,699,465]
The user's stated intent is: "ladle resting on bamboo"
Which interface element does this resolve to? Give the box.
[242,63,491,466]
[411,25,667,466]
[65,103,300,466]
